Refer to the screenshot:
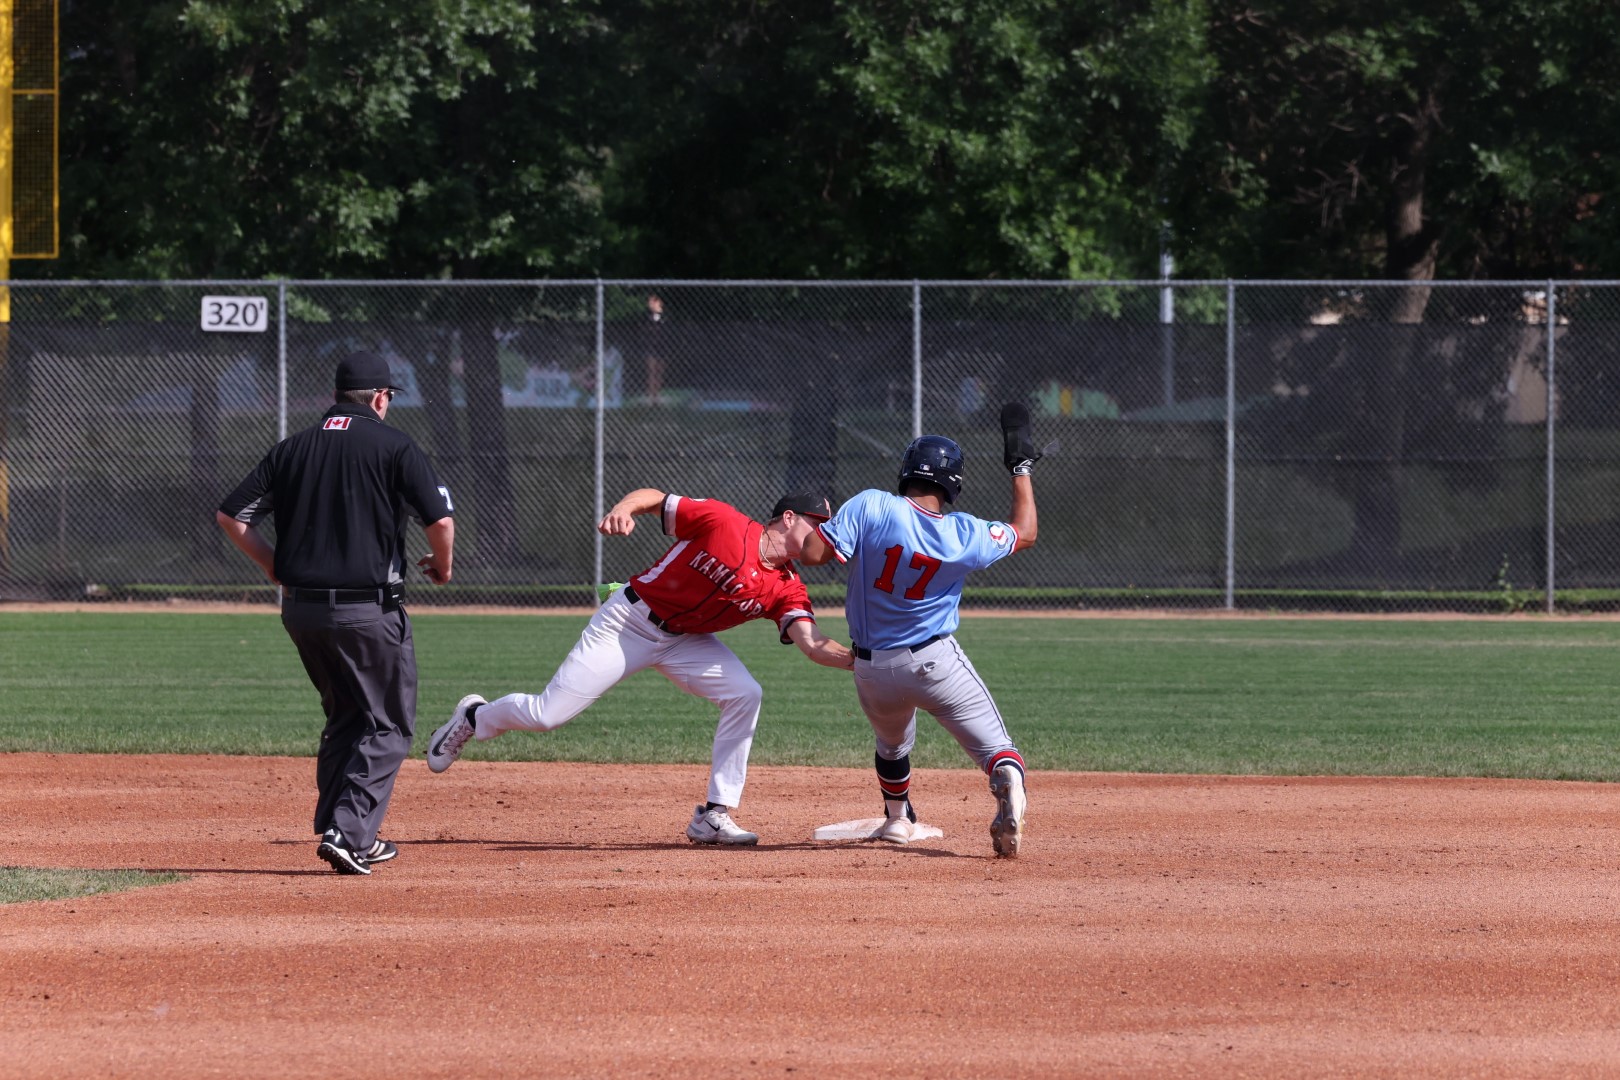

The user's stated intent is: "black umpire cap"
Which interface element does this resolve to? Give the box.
[335,351,406,392]
[772,491,833,521]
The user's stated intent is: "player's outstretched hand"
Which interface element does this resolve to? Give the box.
[1000,402,1041,476]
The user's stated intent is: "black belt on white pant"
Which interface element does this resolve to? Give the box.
[621,585,682,634]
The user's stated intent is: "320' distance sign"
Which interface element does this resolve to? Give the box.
[200,296,269,333]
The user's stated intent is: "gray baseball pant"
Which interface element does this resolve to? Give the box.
[852,635,1017,768]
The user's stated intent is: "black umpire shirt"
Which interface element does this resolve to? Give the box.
[218,402,452,589]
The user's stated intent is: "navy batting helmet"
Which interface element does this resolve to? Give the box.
[897,435,964,503]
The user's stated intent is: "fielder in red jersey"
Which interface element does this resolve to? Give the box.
[425,488,854,845]
[630,495,819,635]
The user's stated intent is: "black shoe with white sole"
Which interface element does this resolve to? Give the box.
[317,828,371,875]
[364,839,398,864]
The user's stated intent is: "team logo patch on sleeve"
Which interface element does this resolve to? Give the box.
[323,417,351,431]
[988,523,1010,547]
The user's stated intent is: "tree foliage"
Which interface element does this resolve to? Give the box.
[36,0,1620,280]
[830,0,1210,278]
[58,0,613,277]
[1181,0,1620,281]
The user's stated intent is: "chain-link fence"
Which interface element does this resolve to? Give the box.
[1,279,1615,612]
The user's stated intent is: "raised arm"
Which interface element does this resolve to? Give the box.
[785,619,855,670]
[1000,402,1040,552]
[599,488,668,536]
[1008,474,1037,552]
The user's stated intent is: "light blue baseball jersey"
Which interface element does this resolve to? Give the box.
[817,488,1019,650]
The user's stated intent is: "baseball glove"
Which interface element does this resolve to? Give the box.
[999,402,1041,476]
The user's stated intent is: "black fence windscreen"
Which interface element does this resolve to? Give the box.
[1,280,1613,613]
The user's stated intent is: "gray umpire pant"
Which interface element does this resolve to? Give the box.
[281,595,417,852]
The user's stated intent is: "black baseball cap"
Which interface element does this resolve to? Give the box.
[335,351,405,392]
[771,491,833,521]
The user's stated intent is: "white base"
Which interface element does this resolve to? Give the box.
[811,817,944,843]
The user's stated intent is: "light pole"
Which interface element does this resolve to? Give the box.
[1159,222,1175,408]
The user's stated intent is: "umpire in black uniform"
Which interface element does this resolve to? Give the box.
[216,351,456,875]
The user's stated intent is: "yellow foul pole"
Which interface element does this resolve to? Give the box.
[0,0,13,576]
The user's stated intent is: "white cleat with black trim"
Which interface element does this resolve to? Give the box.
[685,804,759,846]
[427,694,485,773]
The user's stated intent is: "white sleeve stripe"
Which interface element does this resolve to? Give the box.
[661,494,681,536]
[233,496,271,523]
[638,540,689,584]
[777,612,815,642]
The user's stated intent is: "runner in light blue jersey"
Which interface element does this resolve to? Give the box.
[803,405,1041,857]
[827,486,1019,650]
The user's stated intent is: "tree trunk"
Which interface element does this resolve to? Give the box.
[187,335,231,564]
[1350,82,1444,576]
[409,324,464,492]
[460,322,518,562]
[1385,81,1444,306]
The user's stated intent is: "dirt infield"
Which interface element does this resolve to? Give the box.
[2,755,1618,1078]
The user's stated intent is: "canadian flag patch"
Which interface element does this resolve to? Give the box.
[323,417,351,431]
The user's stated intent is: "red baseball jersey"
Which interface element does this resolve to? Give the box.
[631,495,816,640]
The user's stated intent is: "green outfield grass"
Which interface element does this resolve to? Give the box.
[1,611,1617,780]
[0,868,186,904]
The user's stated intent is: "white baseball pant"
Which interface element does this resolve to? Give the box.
[472,587,763,808]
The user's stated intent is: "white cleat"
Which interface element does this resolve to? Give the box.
[989,763,1027,858]
[879,798,917,844]
[685,804,759,846]
[879,814,916,844]
[427,694,485,773]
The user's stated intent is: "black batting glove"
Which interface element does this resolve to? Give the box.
[1000,402,1040,476]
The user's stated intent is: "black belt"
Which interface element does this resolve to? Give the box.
[286,586,401,610]
[853,633,945,661]
[620,585,682,634]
